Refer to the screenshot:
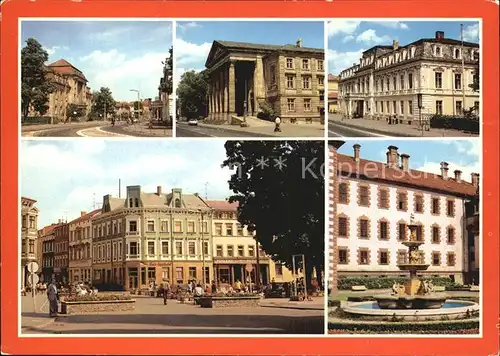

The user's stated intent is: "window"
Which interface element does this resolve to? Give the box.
[398,223,407,240]
[432,226,440,243]
[474,101,480,112]
[248,245,255,257]
[454,73,462,90]
[432,252,440,266]
[393,76,397,90]
[381,101,384,113]
[237,245,244,257]
[302,76,310,89]
[400,100,404,114]
[174,221,182,233]
[270,65,276,84]
[216,245,223,257]
[379,189,389,208]
[436,47,441,56]
[160,241,169,255]
[380,251,389,264]
[129,242,138,255]
[447,200,455,217]
[147,220,155,232]
[338,217,347,237]
[408,73,413,88]
[21,241,26,253]
[162,268,170,281]
[287,98,295,111]
[29,216,36,228]
[215,223,222,236]
[400,75,404,89]
[176,267,183,284]
[236,224,244,236]
[379,221,388,240]
[339,183,348,203]
[302,59,309,70]
[359,250,369,264]
[432,197,440,214]
[175,241,183,255]
[188,241,195,256]
[455,101,462,114]
[174,198,181,208]
[129,221,137,232]
[318,76,324,86]
[397,192,407,211]
[393,101,397,114]
[286,58,294,69]
[359,186,370,206]
[360,219,369,238]
[454,48,460,58]
[160,220,168,232]
[187,221,195,233]
[188,267,197,279]
[275,264,283,276]
[135,198,139,207]
[29,240,35,253]
[435,72,442,89]
[338,249,348,264]
[286,75,295,89]
[415,195,424,213]
[318,60,324,71]
[147,241,155,255]
[303,99,311,111]
[203,241,209,255]
[447,227,455,244]
[227,245,234,257]
[22,215,26,228]
[447,253,456,266]
[225,224,233,236]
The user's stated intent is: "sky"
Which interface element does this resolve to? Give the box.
[175,21,324,85]
[21,20,173,101]
[327,20,480,76]
[21,140,235,228]
[337,139,481,183]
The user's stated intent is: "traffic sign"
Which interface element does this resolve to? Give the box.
[28,274,39,286]
[27,262,39,273]
[245,263,253,273]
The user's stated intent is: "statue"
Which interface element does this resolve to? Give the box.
[391,282,405,296]
[417,280,435,295]
[410,249,421,264]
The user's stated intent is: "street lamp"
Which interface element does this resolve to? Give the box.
[130,89,141,121]
[345,92,351,120]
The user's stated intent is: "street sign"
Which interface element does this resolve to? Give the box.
[28,274,39,286]
[27,262,39,274]
[245,263,253,273]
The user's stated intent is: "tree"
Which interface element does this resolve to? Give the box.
[66,103,86,122]
[90,87,116,120]
[177,70,209,119]
[469,53,480,93]
[159,46,173,124]
[221,141,325,289]
[21,38,54,121]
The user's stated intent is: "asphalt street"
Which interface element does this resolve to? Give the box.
[328,121,387,137]
[176,123,274,137]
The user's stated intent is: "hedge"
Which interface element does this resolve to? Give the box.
[338,276,454,290]
[328,319,479,334]
[22,116,52,125]
[429,115,479,133]
[62,293,131,302]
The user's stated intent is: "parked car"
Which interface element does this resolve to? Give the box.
[188,119,198,126]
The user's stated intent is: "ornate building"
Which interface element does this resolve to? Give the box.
[39,222,61,283]
[54,221,70,283]
[331,144,479,285]
[21,197,39,287]
[338,31,479,122]
[205,39,325,123]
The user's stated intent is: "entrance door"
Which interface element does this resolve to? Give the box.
[235,62,255,116]
[355,101,364,117]
[129,276,138,289]
[218,267,231,284]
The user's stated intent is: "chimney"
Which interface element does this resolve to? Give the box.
[386,145,399,168]
[80,211,87,217]
[435,31,445,40]
[157,185,162,195]
[400,154,410,171]
[353,144,361,162]
[296,38,302,48]
[454,170,462,182]
[393,40,399,50]
[471,173,479,187]
[440,162,449,179]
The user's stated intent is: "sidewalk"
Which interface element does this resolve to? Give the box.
[329,117,479,137]
[22,120,106,133]
[260,297,324,310]
[199,122,325,137]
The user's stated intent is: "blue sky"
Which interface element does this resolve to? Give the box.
[175,21,324,84]
[21,140,233,227]
[337,139,480,181]
[21,20,172,101]
[327,20,480,75]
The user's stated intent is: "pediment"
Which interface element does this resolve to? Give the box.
[205,41,228,69]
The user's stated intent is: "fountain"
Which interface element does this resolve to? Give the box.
[374,214,447,309]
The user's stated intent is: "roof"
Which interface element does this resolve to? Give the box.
[328,74,339,80]
[48,59,88,82]
[69,209,101,225]
[362,37,479,56]
[206,200,239,211]
[337,154,478,197]
[39,223,62,236]
[21,196,37,203]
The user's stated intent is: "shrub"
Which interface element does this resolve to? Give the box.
[337,276,454,290]
[256,101,275,121]
[211,292,258,298]
[62,293,131,302]
[328,319,479,334]
[429,115,479,133]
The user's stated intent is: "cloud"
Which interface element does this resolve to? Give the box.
[367,21,409,30]
[177,22,201,33]
[327,48,364,75]
[463,23,479,42]
[341,35,355,43]
[175,38,212,67]
[327,20,361,37]
[356,29,391,44]
[43,45,69,56]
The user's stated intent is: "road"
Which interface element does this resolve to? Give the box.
[176,122,274,137]
[25,123,148,137]
[328,121,387,137]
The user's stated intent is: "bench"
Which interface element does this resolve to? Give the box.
[351,285,367,292]
[433,286,446,292]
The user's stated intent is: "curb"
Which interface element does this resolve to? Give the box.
[260,304,324,311]
[328,120,415,137]
[197,124,276,137]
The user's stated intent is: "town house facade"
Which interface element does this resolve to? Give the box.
[53,222,70,283]
[21,197,39,287]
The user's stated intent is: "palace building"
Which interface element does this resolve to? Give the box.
[331,144,479,285]
[338,31,479,122]
[21,197,39,287]
[205,39,325,123]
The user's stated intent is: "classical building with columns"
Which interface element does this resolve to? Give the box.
[205,39,325,123]
[338,31,479,123]
[91,186,214,290]
[330,144,480,287]
[21,197,39,287]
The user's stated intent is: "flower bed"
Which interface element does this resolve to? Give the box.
[328,319,479,334]
[60,294,134,314]
[198,294,261,308]
[338,276,453,290]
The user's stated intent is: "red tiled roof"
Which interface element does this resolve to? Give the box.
[337,154,478,197]
[328,74,339,80]
[21,196,37,202]
[69,209,101,224]
[48,59,88,82]
[206,200,239,211]
[39,223,62,236]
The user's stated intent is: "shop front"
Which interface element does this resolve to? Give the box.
[213,258,270,287]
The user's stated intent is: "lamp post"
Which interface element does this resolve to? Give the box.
[130,89,141,121]
[345,93,350,120]
[417,93,424,136]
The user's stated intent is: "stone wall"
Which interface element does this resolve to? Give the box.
[206,297,261,308]
[61,300,135,314]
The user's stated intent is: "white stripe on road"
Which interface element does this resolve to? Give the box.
[76,126,132,137]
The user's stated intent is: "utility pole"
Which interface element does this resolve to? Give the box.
[201,210,206,288]
[460,24,466,113]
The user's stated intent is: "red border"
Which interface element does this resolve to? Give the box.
[2,1,499,355]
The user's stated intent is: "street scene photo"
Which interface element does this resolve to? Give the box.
[175,21,326,137]
[21,20,173,137]
[328,140,480,334]
[327,20,480,137]
[20,140,325,334]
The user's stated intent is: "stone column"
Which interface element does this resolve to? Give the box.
[216,74,220,113]
[224,67,229,113]
[228,60,236,114]
[219,71,225,114]
[125,265,130,290]
[253,56,264,110]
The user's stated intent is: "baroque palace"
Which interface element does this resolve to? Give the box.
[337,31,480,122]
[205,39,325,123]
[34,186,293,290]
[328,142,480,293]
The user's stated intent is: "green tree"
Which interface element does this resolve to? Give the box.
[177,70,209,119]
[159,47,173,123]
[221,141,325,288]
[90,87,116,120]
[66,103,86,122]
[469,53,480,92]
[21,38,54,121]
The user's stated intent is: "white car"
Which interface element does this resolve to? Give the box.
[188,119,198,126]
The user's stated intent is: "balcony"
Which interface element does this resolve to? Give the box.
[126,231,140,236]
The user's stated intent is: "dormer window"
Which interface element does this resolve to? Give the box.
[174,198,181,208]
[435,46,441,56]
[129,198,133,208]
[454,48,461,59]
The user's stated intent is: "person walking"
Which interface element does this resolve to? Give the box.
[274,116,281,132]
[46,278,58,317]
[163,282,170,305]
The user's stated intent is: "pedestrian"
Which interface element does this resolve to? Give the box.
[46,278,58,317]
[274,116,281,132]
[163,282,170,305]
[211,280,217,294]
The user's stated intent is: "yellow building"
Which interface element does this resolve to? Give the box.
[338,31,480,122]
[21,197,39,288]
[328,74,340,113]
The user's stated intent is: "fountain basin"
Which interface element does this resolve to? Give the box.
[401,241,425,248]
[374,293,447,309]
[343,299,479,321]
[397,264,430,271]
